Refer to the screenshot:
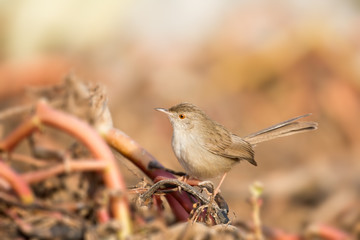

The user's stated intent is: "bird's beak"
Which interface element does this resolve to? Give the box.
[154,108,171,115]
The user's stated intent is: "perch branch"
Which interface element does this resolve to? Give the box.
[139,179,229,224]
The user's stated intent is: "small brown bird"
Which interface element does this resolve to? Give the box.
[156,103,317,195]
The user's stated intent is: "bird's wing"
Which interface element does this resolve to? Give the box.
[201,122,233,155]
[224,134,256,165]
[202,123,256,165]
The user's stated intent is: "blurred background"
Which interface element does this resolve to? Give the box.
[0,0,359,233]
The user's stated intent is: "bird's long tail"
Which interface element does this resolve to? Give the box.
[243,114,318,145]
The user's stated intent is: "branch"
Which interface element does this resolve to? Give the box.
[21,159,108,184]
[0,161,34,204]
[103,127,194,221]
[0,100,132,238]
[139,179,229,224]
[35,101,131,238]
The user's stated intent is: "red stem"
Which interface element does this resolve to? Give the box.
[0,117,36,152]
[35,101,131,237]
[165,194,189,221]
[103,128,194,218]
[309,224,349,240]
[0,161,34,204]
[0,100,131,238]
[97,207,111,223]
[21,160,108,184]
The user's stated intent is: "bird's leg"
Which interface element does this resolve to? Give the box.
[178,175,202,186]
[177,174,189,182]
[214,172,227,196]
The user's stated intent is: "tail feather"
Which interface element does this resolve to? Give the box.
[243,114,318,145]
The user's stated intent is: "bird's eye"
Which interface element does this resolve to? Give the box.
[179,114,185,119]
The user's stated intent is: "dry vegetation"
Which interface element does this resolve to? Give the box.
[0,1,360,239]
[0,77,357,239]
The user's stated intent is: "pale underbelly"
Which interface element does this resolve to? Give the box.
[177,146,238,179]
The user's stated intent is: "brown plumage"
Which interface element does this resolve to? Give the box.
[156,103,317,195]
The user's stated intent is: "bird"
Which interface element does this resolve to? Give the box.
[155,103,318,195]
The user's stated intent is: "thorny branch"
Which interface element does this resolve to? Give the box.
[139,179,229,224]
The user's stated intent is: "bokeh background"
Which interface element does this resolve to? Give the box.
[1,0,360,233]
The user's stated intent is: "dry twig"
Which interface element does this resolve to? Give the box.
[139,179,229,225]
